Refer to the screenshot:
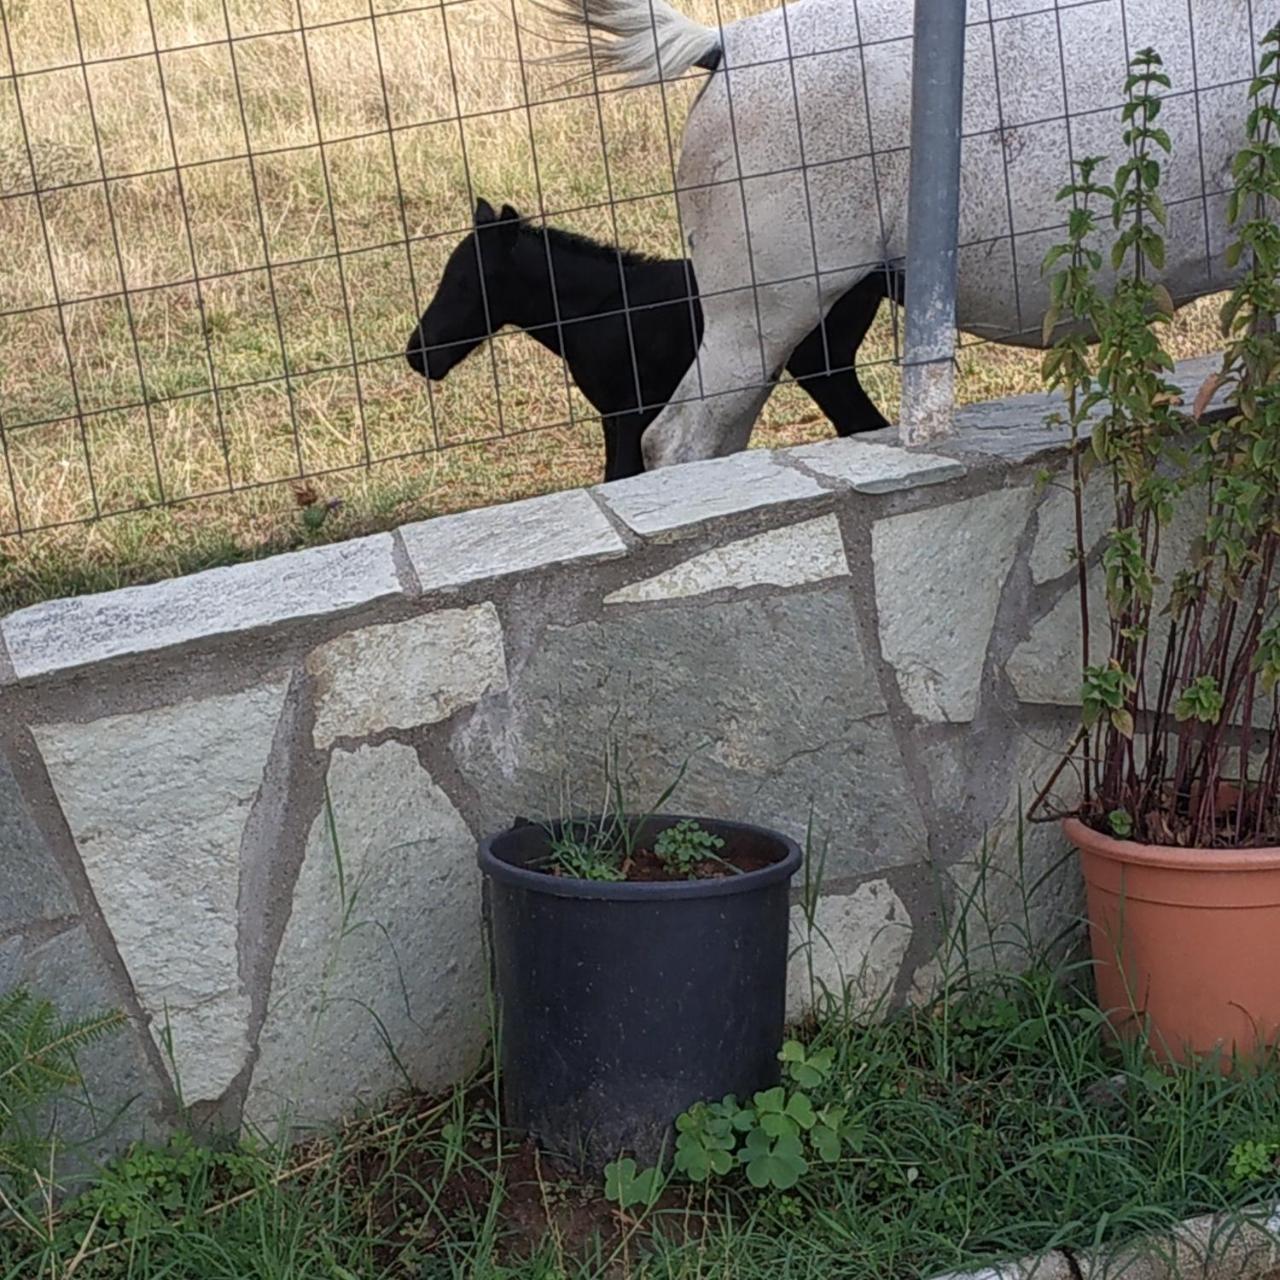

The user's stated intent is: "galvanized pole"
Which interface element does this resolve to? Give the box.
[900,0,967,447]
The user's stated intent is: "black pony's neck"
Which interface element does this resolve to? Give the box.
[504,223,659,346]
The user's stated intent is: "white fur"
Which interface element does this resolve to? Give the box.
[541,0,1275,467]
[534,0,720,86]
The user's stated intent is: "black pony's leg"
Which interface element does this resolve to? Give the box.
[784,277,892,436]
[602,415,621,482]
[601,413,646,481]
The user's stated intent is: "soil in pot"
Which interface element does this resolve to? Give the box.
[544,844,775,882]
[536,816,780,884]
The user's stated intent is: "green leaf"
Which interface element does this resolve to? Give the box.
[1174,675,1226,724]
[788,1062,822,1089]
[1107,809,1134,838]
[605,1157,664,1208]
[811,1124,842,1163]
[760,1112,798,1139]
[744,1133,808,1190]
[785,1093,817,1130]
[674,1146,710,1181]
[753,1087,786,1114]
[783,1046,835,1090]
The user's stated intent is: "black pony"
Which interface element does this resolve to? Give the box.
[406,199,899,480]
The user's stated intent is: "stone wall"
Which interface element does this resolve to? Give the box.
[1,358,1224,1154]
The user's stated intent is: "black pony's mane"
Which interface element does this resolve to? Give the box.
[518,220,663,269]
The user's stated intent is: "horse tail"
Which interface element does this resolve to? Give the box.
[532,0,722,87]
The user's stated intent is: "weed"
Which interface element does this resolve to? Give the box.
[0,989,124,1191]
[653,820,725,878]
[541,738,702,882]
[546,825,626,882]
[1228,1137,1280,1188]
[608,1039,854,1196]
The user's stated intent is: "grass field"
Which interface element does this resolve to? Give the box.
[0,0,1228,611]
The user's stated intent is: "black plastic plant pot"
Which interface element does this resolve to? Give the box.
[478,815,802,1172]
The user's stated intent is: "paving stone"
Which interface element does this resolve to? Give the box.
[452,585,929,881]
[873,486,1036,721]
[0,925,169,1167]
[1029,467,1112,585]
[595,449,826,541]
[0,753,75,933]
[245,742,485,1133]
[786,879,913,1020]
[308,603,508,749]
[1010,491,1206,707]
[2,535,401,680]
[604,515,848,604]
[31,680,290,1103]
[788,438,966,493]
[400,489,627,593]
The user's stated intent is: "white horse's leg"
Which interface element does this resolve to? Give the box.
[641,277,836,469]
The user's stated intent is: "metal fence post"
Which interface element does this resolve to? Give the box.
[900,0,967,447]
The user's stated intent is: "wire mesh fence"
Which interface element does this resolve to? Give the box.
[0,0,1251,552]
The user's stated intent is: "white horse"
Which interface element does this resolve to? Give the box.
[538,0,1269,467]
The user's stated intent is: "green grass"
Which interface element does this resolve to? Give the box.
[3,961,1278,1280]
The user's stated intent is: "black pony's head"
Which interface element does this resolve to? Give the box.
[406,198,521,381]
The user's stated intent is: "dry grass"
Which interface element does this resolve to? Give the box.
[0,0,1227,610]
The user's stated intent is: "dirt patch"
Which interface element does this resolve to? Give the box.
[434,1140,628,1256]
[327,1084,698,1271]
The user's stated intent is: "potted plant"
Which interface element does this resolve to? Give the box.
[1034,42,1280,1062]
[478,768,801,1171]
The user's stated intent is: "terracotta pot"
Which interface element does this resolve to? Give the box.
[1065,817,1280,1063]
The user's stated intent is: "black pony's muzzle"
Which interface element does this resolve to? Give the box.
[405,329,479,382]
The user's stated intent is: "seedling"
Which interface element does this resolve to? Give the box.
[654,819,726,878]
[1228,1137,1280,1188]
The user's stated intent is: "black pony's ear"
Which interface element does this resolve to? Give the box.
[485,203,519,251]
[474,197,497,225]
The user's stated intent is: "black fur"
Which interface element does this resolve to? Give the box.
[406,198,899,480]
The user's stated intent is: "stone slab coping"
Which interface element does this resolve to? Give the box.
[0,437,967,682]
[947,352,1229,464]
[1,534,403,683]
[399,488,627,594]
[595,438,965,540]
[926,1201,1280,1280]
[0,341,1228,683]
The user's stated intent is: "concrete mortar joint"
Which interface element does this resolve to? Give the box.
[389,529,424,598]
[584,485,644,549]
[771,449,846,493]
